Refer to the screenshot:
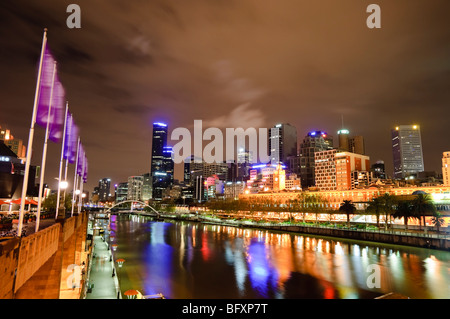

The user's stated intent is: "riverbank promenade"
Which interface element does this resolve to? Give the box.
[86,235,119,299]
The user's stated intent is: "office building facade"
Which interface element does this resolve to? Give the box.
[269,123,297,166]
[237,148,253,179]
[141,172,152,202]
[315,150,371,191]
[98,178,111,202]
[299,130,333,189]
[392,125,424,179]
[151,122,174,200]
[115,182,128,203]
[338,129,365,155]
[371,160,386,179]
[127,175,143,201]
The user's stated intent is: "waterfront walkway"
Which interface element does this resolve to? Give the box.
[86,235,119,299]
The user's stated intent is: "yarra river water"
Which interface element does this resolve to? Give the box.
[108,214,449,299]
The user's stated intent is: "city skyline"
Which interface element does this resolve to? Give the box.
[1,1,449,193]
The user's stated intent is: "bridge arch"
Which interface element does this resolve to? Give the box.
[104,200,160,216]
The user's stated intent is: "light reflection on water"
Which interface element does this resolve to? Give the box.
[110,215,450,299]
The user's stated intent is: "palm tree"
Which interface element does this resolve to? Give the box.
[411,194,437,230]
[380,193,396,230]
[295,193,308,223]
[392,200,414,230]
[431,212,445,234]
[339,200,356,228]
[304,194,326,224]
[286,197,299,222]
[366,196,383,228]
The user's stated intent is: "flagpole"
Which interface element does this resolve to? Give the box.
[55,101,69,219]
[35,60,57,233]
[78,158,85,214]
[71,137,80,217]
[63,157,69,209]
[18,28,48,237]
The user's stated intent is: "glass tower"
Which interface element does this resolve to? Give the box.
[299,130,333,189]
[98,178,111,202]
[151,122,173,200]
[391,125,424,179]
[269,123,297,166]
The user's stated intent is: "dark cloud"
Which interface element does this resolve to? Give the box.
[1,0,449,191]
[113,104,153,115]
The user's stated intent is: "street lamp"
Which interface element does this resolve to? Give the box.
[60,180,68,189]
[55,178,70,219]
[116,258,125,268]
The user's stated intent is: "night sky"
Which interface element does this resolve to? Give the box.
[1,0,449,194]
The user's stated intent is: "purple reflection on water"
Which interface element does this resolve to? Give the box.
[247,239,279,298]
[143,222,173,297]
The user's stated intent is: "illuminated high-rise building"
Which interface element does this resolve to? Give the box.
[127,175,143,201]
[349,135,365,155]
[151,122,174,200]
[338,129,365,155]
[371,160,386,179]
[443,152,450,186]
[269,123,297,166]
[315,150,371,191]
[237,148,253,179]
[337,129,350,152]
[141,172,152,202]
[115,182,128,203]
[98,178,111,202]
[299,130,333,189]
[392,125,424,179]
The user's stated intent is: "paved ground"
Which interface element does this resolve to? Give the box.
[86,235,120,299]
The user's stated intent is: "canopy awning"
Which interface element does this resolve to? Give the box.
[124,289,139,296]
[11,198,38,205]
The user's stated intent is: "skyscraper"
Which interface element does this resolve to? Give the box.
[299,130,333,189]
[371,160,386,179]
[163,146,174,182]
[315,150,371,191]
[237,148,253,179]
[338,129,365,155]
[115,182,128,203]
[337,129,350,152]
[392,125,424,179]
[269,123,297,166]
[141,172,152,202]
[349,135,365,155]
[151,122,168,174]
[151,122,174,200]
[185,155,204,186]
[127,175,143,201]
[98,178,111,202]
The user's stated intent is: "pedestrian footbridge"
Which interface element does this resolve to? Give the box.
[98,200,161,218]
